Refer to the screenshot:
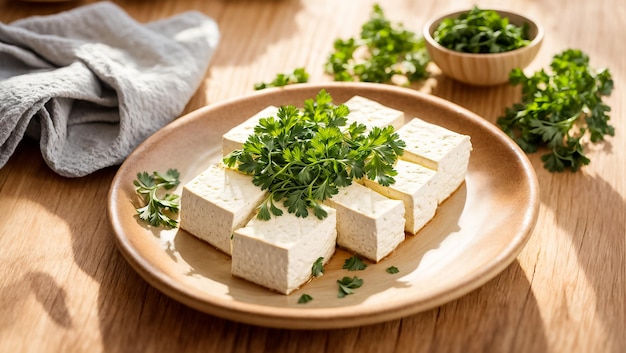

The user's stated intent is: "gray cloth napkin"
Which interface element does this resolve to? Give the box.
[0,2,220,177]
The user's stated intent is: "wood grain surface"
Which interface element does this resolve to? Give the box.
[0,0,624,352]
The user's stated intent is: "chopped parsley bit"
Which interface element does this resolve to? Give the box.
[298,294,313,304]
[133,169,181,228]
[337,276,364,298]
[433,6,530,53]
[223,89,405,220]
[386,266,399,274]
[342,255,367,271]
[312,257,325,277]
[325,4,430,84]
[497,49,614,172]
[254,67,309,90]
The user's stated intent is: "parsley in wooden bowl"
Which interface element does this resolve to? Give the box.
[423,7,543,86]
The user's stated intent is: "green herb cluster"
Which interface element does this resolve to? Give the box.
[433,6,530,53]
[223,89,405,220]
[133,169,181,228]
[254,68,309,90]
[325,4,430,84]
[498,49,614,172]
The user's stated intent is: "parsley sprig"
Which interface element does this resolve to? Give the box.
[325,4,430,84]
[133,169,181,228]
[337,276,364,298]
[298,294,313,304]
[497,49,614,172]
[224,90,405,220]
[434,6,530,53]
[312,257,325,277]
[386,266,399,274]
[254,68,309,90]
[342,256,367,271]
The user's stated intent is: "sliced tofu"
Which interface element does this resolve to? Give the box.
[222,106,280,156]
[344,95,405,131]
[362,160,438,235]
[231,204,337,295]
[325,183,405,262]
[396,118,472,204]
[180,164,266,255]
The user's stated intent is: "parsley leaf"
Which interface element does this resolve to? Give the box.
[497,49,614,172]
[342,256,367,271]
[298,294,313,304]
[337,276,364,298]
[325,4,430,84]
[223,89,405,219]
[312,257,325,277]
[433,6,531,53]
[254,67,309,90]
[386,266,399,274]
[133,169,181,228]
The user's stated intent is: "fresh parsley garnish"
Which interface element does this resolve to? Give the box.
[133,169,181,228]
[298,294,313,304]
[325,4,430,84]
[254,67,309,90]
[497,49,614,172]
[342,256,367,271]
[223,89,405,220]
[433,6,530,53]
[386,266,399,274]
[312,257,325,277]
[337,276,364,298]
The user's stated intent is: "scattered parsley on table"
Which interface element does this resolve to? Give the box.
[325,4,430,84]
[254,67,309,90]
[498,49,614,172]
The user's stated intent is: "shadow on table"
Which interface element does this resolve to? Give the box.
[431,71,624,349]
[528,152,626,350]
[90,257,547,352]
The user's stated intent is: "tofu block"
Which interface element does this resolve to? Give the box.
[344,95,405,131]
[222,106,280,156]
[396,118,472,204]
[325,183,405,262]
[231,204,337,295]
[180,164,266,255]
[362,160,438,235]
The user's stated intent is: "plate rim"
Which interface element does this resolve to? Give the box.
[107,82,540,329]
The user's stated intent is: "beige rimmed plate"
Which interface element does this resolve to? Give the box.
[107,82,539,329]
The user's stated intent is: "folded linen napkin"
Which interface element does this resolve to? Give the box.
[0,2,220,177]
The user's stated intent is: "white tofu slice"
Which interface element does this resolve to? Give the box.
[180,164,266,255]
[396,118,472,204]
[362,160,438,235]
[344,95,405,131]
[231,204,337,295]
[325,183,405,262]
[222,106,280,156]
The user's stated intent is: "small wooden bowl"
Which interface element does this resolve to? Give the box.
[423,9,544,86]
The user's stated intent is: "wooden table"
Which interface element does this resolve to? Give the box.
[1,0,623,352]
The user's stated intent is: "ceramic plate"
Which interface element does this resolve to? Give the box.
[108,82,539,329]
